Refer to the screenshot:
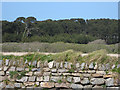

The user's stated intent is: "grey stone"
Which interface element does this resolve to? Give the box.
[107,87,120,90]
[0,76,3,81]
[35,82,39,86]
[112,65,116,69]
[4,66,8,71]
[81,63,85,70]
[51,76,61,82]
[82,74,91,77]
[51,69,57,72]
[90,78,105,85]
[14,83,22,88]
[16,76,28,82]
[89,62,94,69]
[6,84,14,88]
[37,61,41,67]
[32,61,37,66]
[44,76,50,81]
[0,60,3,66]
[24,82,35,86]
[32,68,37,71]
[5,59,9,66]
[9,66,16,71]
[48,61,54,68]
[37,76,43,82]
[25,72,33,76]
[83,85,92,89]
[70,84,83,89]
[51,73,62,76]
[25,68,29,71]
[72,73,80,76]
[98,64,106,71]
[37,68,41,71]
[29,76,36,82]
[106,78,114,86]
[16,67,24,71]
[76,63,80,68]
[67,76,72,82]
[85,63,88,69]
[55,83,70,88]
[25,59,28,64]
[63,73,71,76]
[40,82,54,88]
[58,69,68,73]
[55,62,59,68]
[44,61,48,67]
[34,71,42,76]
[0,67,2,71]
[106,63,110,70]
[94,63,98,70]
[68,62,72,69]
[87,70,95,74]
[81,78,89,85]
[73,77,80,83]
[28,62,31,65]
[117,64,120,68]
[96,71,106,75]
[12,61,16,66]
[93,85,103,89]
[0,82,6,88]
[43,72,51,76]
[43,68,50,72]
[64,62,68,68]
[60,62,63,68]
[0,71,5,75]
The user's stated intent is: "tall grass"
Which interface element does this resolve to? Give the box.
[1,42,119,53]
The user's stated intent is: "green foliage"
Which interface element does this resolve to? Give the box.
[2,17,119,44]
[9,71,27,79]
[57,80,62,83]
[68,69,74,73]
[112,67,120,74]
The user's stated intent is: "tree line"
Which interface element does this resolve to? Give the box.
[2,17,119,44]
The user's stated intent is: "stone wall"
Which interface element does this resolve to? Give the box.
[0,59,120,89]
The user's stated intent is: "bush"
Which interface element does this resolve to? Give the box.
[88,39,106,44]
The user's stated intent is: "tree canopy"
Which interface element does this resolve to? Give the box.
[2,17,119,44]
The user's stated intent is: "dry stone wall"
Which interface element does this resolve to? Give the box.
[0,59,120,89]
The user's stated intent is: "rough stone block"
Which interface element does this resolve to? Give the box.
[106,78,114,86]
[16,67,24,71]
[40,82,54,88]
[48,61,54,68]
[81,78,89,85]
[51,69,57,73]
[44,76,49,81]
[25,72,33,76]
[16,76,28,82]
[37,76,43,82]
[14,83,22,88]
[0,71,5,76]
[90,78,105,85]
[70,84,83,89]
[73,77,80,83]
[29,76,36,82]
[55,83,70,88]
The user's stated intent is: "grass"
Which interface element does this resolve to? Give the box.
[1,42,119,53]
[2,49,118,66]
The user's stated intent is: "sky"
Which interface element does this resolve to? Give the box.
[2,2,118,21]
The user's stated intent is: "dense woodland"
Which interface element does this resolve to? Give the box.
[2,17,119,44]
